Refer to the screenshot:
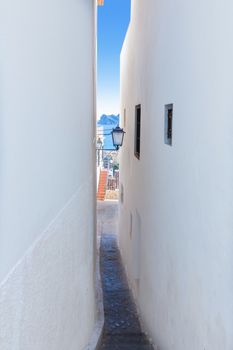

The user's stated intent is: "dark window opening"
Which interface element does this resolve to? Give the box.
[165,104,173,146]
[135,104,141,159]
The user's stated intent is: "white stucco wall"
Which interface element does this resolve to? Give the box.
[119,1,233,349]
[0,0,96,349]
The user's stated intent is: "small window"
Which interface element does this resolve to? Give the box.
[135,104,141,159]
[165,104,173,146]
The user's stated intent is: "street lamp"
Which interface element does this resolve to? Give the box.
[111,126,125,150]
[96,137,103,150]
[96,137,103,166]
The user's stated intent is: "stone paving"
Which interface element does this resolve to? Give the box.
[98,201,154,350]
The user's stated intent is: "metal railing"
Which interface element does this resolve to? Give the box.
[107,171,119,191]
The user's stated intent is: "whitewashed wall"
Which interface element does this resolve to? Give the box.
[119,1,233,349]
[0,0,96,349]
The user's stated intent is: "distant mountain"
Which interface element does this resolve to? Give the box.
[97,114,120,150]
[97,114,119,126]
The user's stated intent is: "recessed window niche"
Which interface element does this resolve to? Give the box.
[134,104,141,159]
[164,104,173,146]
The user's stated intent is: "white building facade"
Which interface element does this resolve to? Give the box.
[119,1,233,349]
[0,0,97,349]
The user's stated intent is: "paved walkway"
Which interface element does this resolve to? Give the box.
[97,201,154,350]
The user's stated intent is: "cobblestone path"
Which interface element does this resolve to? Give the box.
[99,233,154,350]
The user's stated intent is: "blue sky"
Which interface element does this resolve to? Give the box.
[97,0,131,118]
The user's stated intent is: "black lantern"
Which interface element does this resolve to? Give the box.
[111,126,125,150]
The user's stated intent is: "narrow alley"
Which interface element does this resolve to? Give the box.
[97,201,154,350]
[0,1,232,349]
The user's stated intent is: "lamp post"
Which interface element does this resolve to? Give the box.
[96,137,103,166]
[111,126,125,150]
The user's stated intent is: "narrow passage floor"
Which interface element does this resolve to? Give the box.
[98,201,153,350]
